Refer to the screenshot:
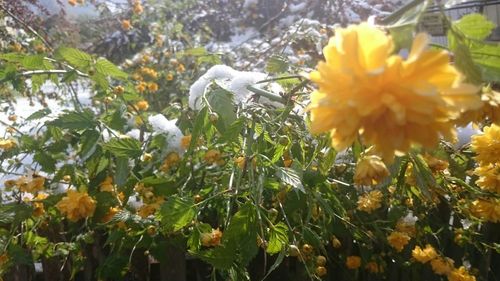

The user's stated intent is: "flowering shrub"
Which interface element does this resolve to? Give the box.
[1,0,500,281]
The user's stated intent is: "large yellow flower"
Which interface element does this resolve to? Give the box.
[470,198,500,223]
[411,244,438,264]
[354,155,389,185]
[474,164,500,193]
[470,124,500,165]
[56,190,96,222]
[309,23,481,160]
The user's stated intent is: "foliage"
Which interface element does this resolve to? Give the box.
[1,0,500,281]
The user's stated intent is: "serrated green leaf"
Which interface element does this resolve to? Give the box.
[26,108,51,121]
[158,196,196,232]
[103,138,142,158]
[79,130,100,160]
[95,58,128,80]
[267,222,289,254]
[21,55,45,70]
[49,109,96,130]
[56,47,92,69]
[0,53,25,62]
[114,157,129,187]
[454,43,483,84]
[206,88,236,131]
[276,167,305,193]
[34,151,56,173]
[454,13,495,41]
[266,56,289,74]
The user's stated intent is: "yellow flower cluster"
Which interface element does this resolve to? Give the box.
[457,86,500,126]
[0,138,16,150]
[448,266,476,281]
[137,197,164,218]
[345,256,361,269]
[4,176,45,193]
[471,124,500,165]
[411,245,473,279]
[200,228,223,247]
[204,149,224,165]
[387,231,411,252]
[98,176,113,192]
[56,190,96,222]
[470,198,500,223]
[357,190,383,213]
[354,155,389,185]
[160,152,181,172]
[470,124,500,222]
[132,0,143,14]
[309,23,481,160]
[412,244,438,264]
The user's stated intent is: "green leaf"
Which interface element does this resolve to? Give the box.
[382,0,430,49]
[453,43,483,84]
[221,118,245,143]
[22,55,46,70]
[267,222,289,254]
[453,13,495,41]
[114,157,129,187]
[34,151,56,173]
[158,196,196,232]
[55,47,92,69]
[95,58,128,80]
[103,138,142,158]
[26,108,51,121]
[206,88,236,131]
[276,167,305,193]
[79,129,100,160]
[0,53,25,62]
[266,56,289,74]
[410,153,435,200]
[49,109,96,130]
[191,245,235,269]
[223,202,259,266]
[180,47,207,57]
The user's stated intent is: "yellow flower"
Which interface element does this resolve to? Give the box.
[474,164,500,193]
[137,197,164,218]
[424,154,449,173]
[387,231,411,252]
[68,0,77,6]
[180,135,192,150]
[147,82,159,92]
[470,198,500,223]
[135,100,149,111]
[456,86,500,126]
[56,190,96,222]
[448,266,476,281]
[0,138,16,150]
[354,155,389,185]
[160,152,181,172]
[204,149,222,165]
[177,63,186,73]
[122,20,132,31]
[101,207,120,223]
[201,228,223,247]
[430,257,454,275]
[308,23,480,161]
[132,2,143,14]
[235,156,246,170]
[357,190,383,213]
[345,256,361,269]
[365,261,382,273]
[100,176,114,192]
[114,85,125,95]
[411,244,438,264]
[166,73,174,81]
[471,124,500,165]
[17,176,45,193]
[136,81,147,93]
